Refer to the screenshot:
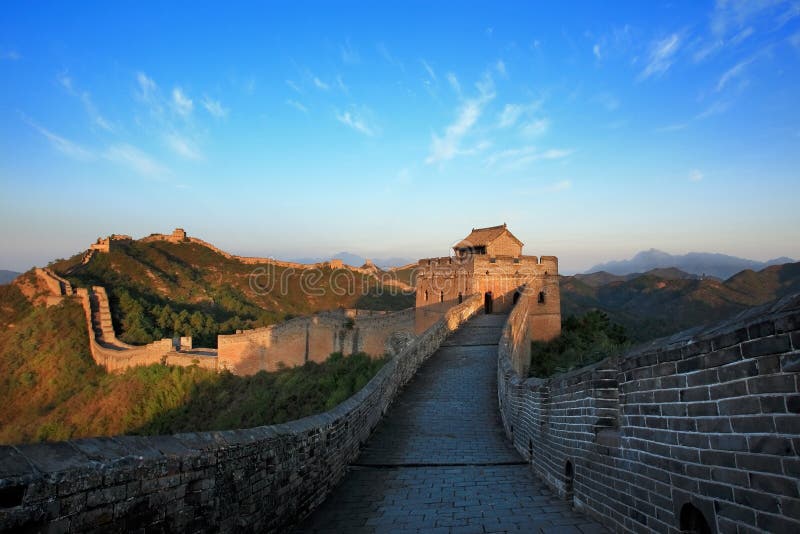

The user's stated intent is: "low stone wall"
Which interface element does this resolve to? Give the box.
[498,293,800,533]
[217,308,424,374]
[0,294,482,533]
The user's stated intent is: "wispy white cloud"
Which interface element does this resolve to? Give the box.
[201,96,228,118]
[790,31,800,48]
[286,99,308,113]
[340,38,360,64]
[286,79,302,93]
[711,0,787,38]
[498,104,524,128]
[336,74,348,93]
[777,2,800,27]
[692,39,724,63]
[425,78,495,165]
[172,87,193,116]
[689,169,704,182]
[1,49,21,61]
[730,26,755,45]
[136,72,158,103]
[716,58,754,91]
[105,143,168,176]
[336,109,376,136]
[427,101,482,163]
[25,116,95,161]
[521,118,550,136]
[313,76,329,90]
[595,92,620,111]
[421,59,437,82]
[485,146,571,171]
[696,99,731,119]
[495,60,507,77]
[497,101,542,128]
[58,73,114,131]
[639,33,682,80]
[165,133,203,160]
[593,43,602,60]
[447,72,461,95]
[377,42,404,70]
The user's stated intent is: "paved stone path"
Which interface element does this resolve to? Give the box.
[296,314,606,534]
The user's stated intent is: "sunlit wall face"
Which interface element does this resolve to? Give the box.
[1,1,799,272]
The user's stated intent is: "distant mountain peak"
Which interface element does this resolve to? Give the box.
[587,251,795,280]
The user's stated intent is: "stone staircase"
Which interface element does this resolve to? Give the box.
[88,286,117,345]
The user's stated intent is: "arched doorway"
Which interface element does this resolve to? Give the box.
[679,503,711,534]
[564,460,574,504]
[458,292,463,304]
[484,291,493,314]
[513,291,521,305]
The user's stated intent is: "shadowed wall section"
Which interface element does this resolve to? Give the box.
[498,293,800,533]
[0,295,482,533]
[216,305,449,374]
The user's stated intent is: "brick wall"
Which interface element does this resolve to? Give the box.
[217,308,420,374]
[0,295,482,533]
[498,293,800,533]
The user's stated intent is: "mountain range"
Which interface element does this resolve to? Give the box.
[587,249,794,280]
[562,262,800,342]
[289,252,415,269]
[0,270,21,285]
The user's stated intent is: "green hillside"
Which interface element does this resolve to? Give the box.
[50,239,413,347]
[560,263,800,342]
[0,287,386,445]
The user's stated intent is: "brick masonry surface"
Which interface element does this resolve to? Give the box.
[0,296,483,533]
[296,313,606,533]
[498,293,800,533]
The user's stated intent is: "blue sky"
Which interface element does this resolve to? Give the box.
[1,1,799,273]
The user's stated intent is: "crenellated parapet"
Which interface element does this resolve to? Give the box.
[498,291,800,533]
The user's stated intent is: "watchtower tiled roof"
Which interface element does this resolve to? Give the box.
[453,223,524,249]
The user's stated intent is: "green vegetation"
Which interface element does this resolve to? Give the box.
[529,311,629,378]
[51,240,413,347]
[0,297,386,445]
[559,262,800,342]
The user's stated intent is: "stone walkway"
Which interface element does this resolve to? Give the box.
[296,314,606,534]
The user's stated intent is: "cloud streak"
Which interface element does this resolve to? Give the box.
[202,96,228,118]
[717,58,754,91]
[165,133,203,160]
[172,87,193,116]
[25,117,94,161]
[58,73,114,131]
[105,143,168,177]
[639,33,681,80]
[286,99,308,113]
[485,146,572,171]
[336,109,376,136]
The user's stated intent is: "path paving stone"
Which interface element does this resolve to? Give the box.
[296,314,606,533]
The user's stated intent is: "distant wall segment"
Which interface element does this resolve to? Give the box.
[498,293,800,533]
[0,294,482,533]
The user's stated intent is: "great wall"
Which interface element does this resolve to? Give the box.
[1,225,798,533]
[33,229,418,375]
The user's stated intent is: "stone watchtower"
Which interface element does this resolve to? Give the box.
[415,224,561,341]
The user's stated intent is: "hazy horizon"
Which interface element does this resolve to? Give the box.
[2,1,799,273]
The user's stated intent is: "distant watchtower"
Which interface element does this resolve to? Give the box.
[416,224,561,341]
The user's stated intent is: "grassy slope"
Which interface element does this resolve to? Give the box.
[560,262,800,342]
[50,240,413,347]
[0,283,387,445]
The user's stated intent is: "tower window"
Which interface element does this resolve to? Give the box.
[538,291,545,304]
